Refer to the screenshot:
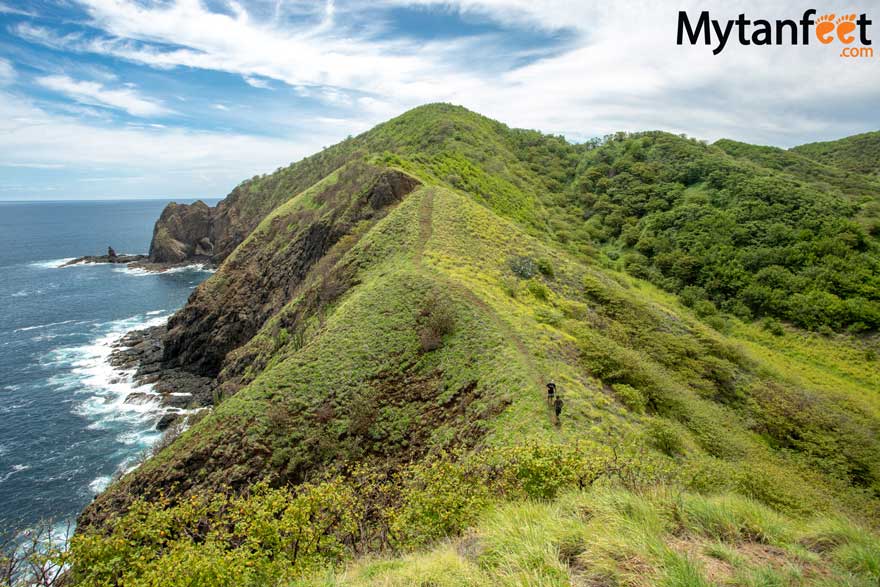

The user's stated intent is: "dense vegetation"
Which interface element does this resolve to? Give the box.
[792,131,880,177]
[561,133,880,331]
[214,105,880,333]
[62,446,880,585]
[5,105,879,586]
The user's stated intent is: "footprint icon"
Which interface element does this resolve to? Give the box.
[816,13,836,44]
[836,13,857,43]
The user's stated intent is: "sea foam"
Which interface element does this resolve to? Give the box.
[29,258,76,269]
[42,311,207,496]
[111,263,215,277]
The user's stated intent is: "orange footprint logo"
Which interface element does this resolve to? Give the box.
[836,13,857,43]
[816,13,836,43]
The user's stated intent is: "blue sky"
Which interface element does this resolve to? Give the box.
[0,1,878,200]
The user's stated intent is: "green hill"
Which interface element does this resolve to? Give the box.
[59,105,880,586]
[714,138,880,202]
[792,131,880,177]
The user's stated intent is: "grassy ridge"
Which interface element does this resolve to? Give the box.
[64,105,880,585]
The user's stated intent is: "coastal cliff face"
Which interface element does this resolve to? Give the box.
[148,200,215,263]
[147,199,247,264]
[161,164,420,378]
[148,134,369,266]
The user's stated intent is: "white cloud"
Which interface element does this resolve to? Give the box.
[244,76,271,89]
[3,0,879,201]
[0,58,14,84]
[0,1,37,17]
[1,162,66,169]
[36,74,172,117]
[0,91,336,198]
[14,0,873,147]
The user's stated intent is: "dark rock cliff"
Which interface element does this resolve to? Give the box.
[156,166,420,378]
[147,199,248,264]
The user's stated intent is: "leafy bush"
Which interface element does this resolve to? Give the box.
[417,293,455,352]
[534,306,563,326]
[646,419,684,457]
[527,280,550,301]
[613,383,646,414]
[762,317,784,336]
[508,256,537,279]
[536,258,555,278]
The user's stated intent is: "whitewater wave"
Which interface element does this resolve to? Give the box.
[111,263,215,277]
[10,288,46,298]
[88,476,112,494]
[29,258,76,269]
[42,313,180,492]
[14,320,80,333]
[0,464,30,484]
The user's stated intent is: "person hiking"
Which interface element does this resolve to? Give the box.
[546,381,556,403]
[554,395,563,423]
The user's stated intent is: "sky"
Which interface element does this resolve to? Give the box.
[0,0,878,200]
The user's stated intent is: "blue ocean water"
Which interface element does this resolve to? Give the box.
[0,199,218,538]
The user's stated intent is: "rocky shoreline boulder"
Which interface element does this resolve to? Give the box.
[60,252,148,267]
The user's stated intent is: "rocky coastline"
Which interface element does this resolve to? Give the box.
[109,324,214,431]
[60,253,215,274]
[60,252,148,268]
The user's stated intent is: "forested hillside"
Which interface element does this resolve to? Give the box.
[792,131,880,177]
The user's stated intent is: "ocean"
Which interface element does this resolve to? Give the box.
[0,199,218,538]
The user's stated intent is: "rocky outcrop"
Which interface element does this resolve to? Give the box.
[109,325,213,409]
[147,194,256,265]
[61,253,147,267]
[148,200,216,263]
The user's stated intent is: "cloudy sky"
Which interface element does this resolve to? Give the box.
[0,0,878,200]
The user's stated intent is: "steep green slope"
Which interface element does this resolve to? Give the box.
[70,105,880,585]
[563,132,880,331]
[793,131,880,177]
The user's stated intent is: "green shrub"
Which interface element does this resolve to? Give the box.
[679,286,707,308]
[561,300,588,320]
[646,419,684,457]
[762,317,784,336]
[613,383,646,414]
[508,256,537,279]
[692,299,718,317]
[734,463,812,515]
[527,280,550,301]
[536,258,555,278]
[418,293,455,352]
[704,315,728,332]
[392,457,491,546]
[534,306,563,327]
[500,276,518,298]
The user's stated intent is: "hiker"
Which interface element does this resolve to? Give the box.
[554,395,563,421]
[546,381,556,403]
[107,246,117,259]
